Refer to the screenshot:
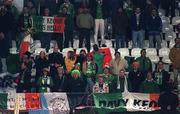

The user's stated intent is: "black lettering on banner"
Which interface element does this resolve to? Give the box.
[142,100,149,107]
[149,100,159,107]
[47,18,53,24]
[107,101,114,108]
[133,99,141,106]
[99,100,106,107]
[47,25,53,31]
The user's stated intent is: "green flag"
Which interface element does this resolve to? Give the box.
[0,93,8,109]
[93,93,127,114]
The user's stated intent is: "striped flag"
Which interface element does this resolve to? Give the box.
[32,16,65,33]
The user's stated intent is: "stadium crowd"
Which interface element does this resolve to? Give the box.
[0,0,180,113]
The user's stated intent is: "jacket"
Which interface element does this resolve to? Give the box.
[76,12,94,29]
[169,46,180,69]
[113,12,129,35]
[147,15,162,34]
[130,13,146,31]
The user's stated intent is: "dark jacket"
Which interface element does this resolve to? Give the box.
[0,11,14,58]
[48,52,64,66]
[91,0,109,19]
[17,14,32,32]
[35,57,49,77]
[147,15,162,34]
[130,13,146,31]
[128,70,145,92]
[52,74,68,92]
[158,91,179,113]
[67,75,86,92]
[113,12,129,35]
[153,69,170,91]
[16,68,31,92]
[59,13,74,31]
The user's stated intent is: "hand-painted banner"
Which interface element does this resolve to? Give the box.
[93,92,161,114]
[32,16,65,33]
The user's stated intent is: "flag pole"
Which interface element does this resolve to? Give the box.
[14,94,20,114]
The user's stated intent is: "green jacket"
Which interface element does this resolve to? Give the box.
[140,80,160,93]
[38,76,53,93]
[136,56,152,72]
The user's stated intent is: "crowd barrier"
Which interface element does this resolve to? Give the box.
[0,92,179,114]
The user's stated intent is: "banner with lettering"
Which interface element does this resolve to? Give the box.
[93,92,160,114]
[0,92,40,110]
[32,16,65,33]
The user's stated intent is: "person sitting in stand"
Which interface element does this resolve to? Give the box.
[93,74,109,93]
[64,50,77,74]
[111,69,131,93]
[83,53,98,93]
[136,49,152,73]
[129,61,146,92]
[101,65,114,85]
[37,68,53,92]
[140,71,160,93]
[153,61,171,92]
[16,62,31,93]
[75,49,87,71]
[52,66,68,92]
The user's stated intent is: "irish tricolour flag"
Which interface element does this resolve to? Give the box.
[32,16,65,33]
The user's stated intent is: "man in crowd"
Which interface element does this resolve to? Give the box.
[169,38,180,89]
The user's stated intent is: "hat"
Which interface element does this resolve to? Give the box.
[43,68,49,72]
[71,70,81,77]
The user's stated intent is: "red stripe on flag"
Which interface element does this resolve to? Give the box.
[53,17,65,33]
[25,93,41,110]
[149,94,160,110]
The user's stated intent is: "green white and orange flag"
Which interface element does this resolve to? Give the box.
[32,16,65,33]
[0,92,41,110]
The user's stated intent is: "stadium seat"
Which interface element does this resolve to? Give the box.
[161,16,170,24]
[34,48,46,55]
[48,48,54,54]
[169,38,175,48]
[159,48,170,57]
[148,56,160,63]
[128,41,132,49]
[9,48,18,54]
[161,40,167,48]
[172,16,180,26]
[146,48,159,63]
[76,48,87,55]
[50,40,56,48]
[34,40,41,48]
[158,9,165,17]
[105,40,113,48]
[146,48,157,57]
[62,47,74,57]
[165,31,176,41]
[73,39,79,49]
[162,23,173,33]
[118,48,130,58]
[131,48,141,58]
[144,40,149,49]
[162,56,171,64]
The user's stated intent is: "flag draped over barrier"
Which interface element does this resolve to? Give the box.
[0,92,179,114]
[93,92,160,114]
[32,16,65,33]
